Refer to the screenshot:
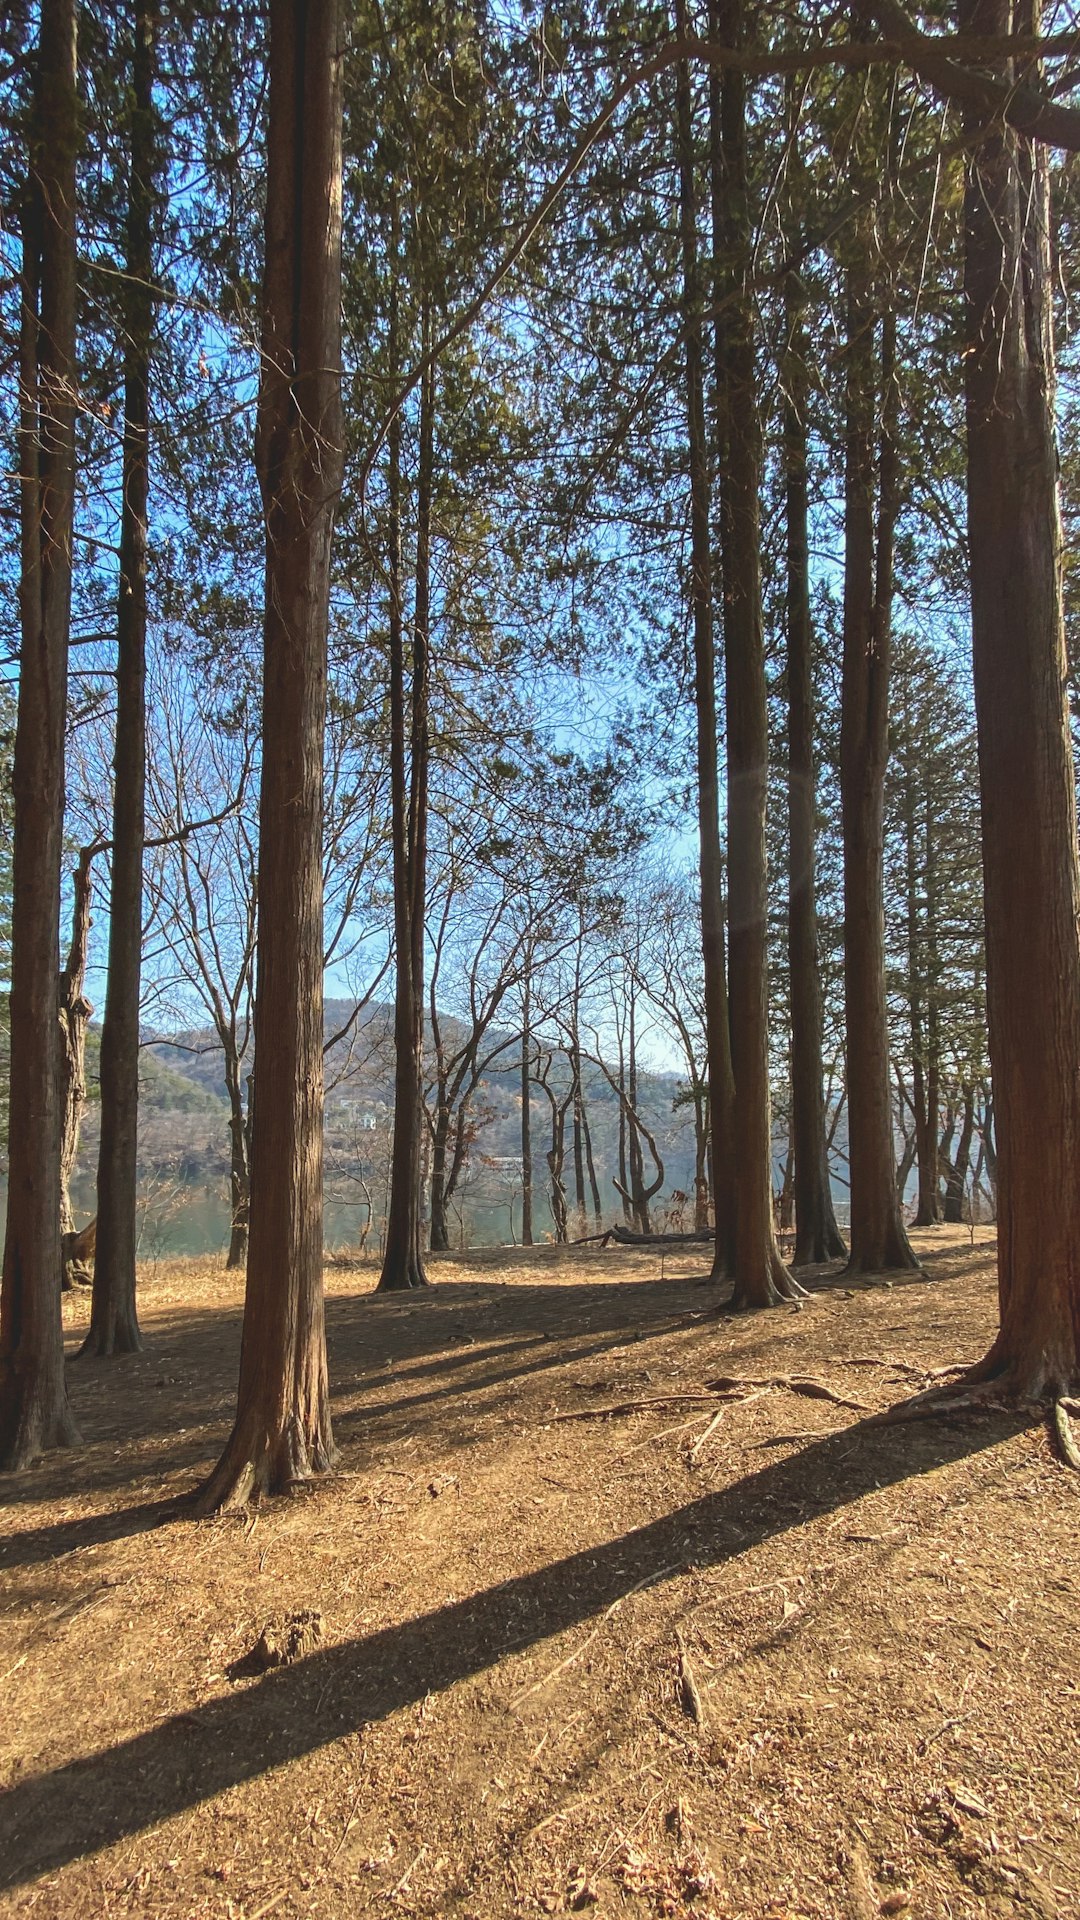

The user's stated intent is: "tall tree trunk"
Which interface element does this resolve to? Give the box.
[980,1082,997,1210]
[626,993,646,1232]
[196,0,343,1509]
[429,1102,451,1253]
[581,1094,603,1229]
[674,7,736,1281]
[520,973,533,1246]
[571,1057,587,1236]
[616,1029,631,1222]
[839,137,919,1276]
[693,1083,710,1231]
[58,847,93,1240]
[224,1046,250,1269]
[784,266,846,1267]
[777,1142,795,1233]
[924,785,942,1218]
[712,0,798,1308]
[902,723,938,1227]
[378,299,433,1292]
[84,0,157,1356]
[943,1083,975,1224]
[0,0,81,1470]
[538,1066,569,1244]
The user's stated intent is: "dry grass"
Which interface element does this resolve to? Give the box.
[1,1225,1078,1918]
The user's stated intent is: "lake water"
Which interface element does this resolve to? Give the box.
[59,1176,541,1258]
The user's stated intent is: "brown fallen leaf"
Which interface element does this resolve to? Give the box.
[950,1785,991,1818]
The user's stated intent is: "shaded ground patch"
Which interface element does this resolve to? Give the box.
[1,1226,1077,1918]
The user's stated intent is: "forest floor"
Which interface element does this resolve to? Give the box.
[1,1226,1078,1920]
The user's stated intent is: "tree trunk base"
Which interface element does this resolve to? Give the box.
[792,1223,847,1268]
[376,1252,430,1292]
[225,1234,248,1271]
[192,1408,336,1515]
[866,1369,1080,1471]
[729,1251,808,1312]
[844,1236,922,1279]
[963,1325,1080,1402]
[77,1306,142,1358]
[0,1372,81,1473]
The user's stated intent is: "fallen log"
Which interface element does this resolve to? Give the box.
[607,1224,715,1248]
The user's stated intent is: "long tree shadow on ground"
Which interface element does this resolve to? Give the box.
[0,1268,777,1517]
[0,1402,1029,1890]
[1,1236,992,1519]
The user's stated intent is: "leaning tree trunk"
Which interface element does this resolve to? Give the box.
[980,1084,997,1210]
[86,0,156,1353]
[0,0,81,1471]
[59,847,94,1243]
[428,1100,452,1254]
[673,13,736,1281]
[839,154,919,1277]
[784,266,846,1268]
[712,0,798,1308]
[581,1095,603,1229]
[958,0,1080,1399]
[196,0,343,1510]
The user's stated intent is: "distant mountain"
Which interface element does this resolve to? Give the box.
[131,998,704,1224]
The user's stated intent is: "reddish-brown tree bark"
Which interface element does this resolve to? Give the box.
[196,0,344,1508]
[959,0,1080,1398]
[59,847,94,1242]
[378,289,432,1292]
[901,736,942,1229]
[711,0,799,1307]
[783,271,846,1269]
[0,0,81,1471]
[839,136,919,1277]
[85,0,157,1355]
[520,962,534,1246]
[673,7,737,1282]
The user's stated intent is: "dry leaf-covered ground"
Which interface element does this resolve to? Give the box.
[1,1226,1078,1920]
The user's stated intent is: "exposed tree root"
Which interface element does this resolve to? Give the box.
[862,1380,1032,1429]
[863,1378,1080,1476]
[675,1632,707,1728]
[1052,1400,1080,1470]
[192,1412,336,1516]
[553,1392,743,1424]
[708,1373,868,1410]
[553,1374,868,1423]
